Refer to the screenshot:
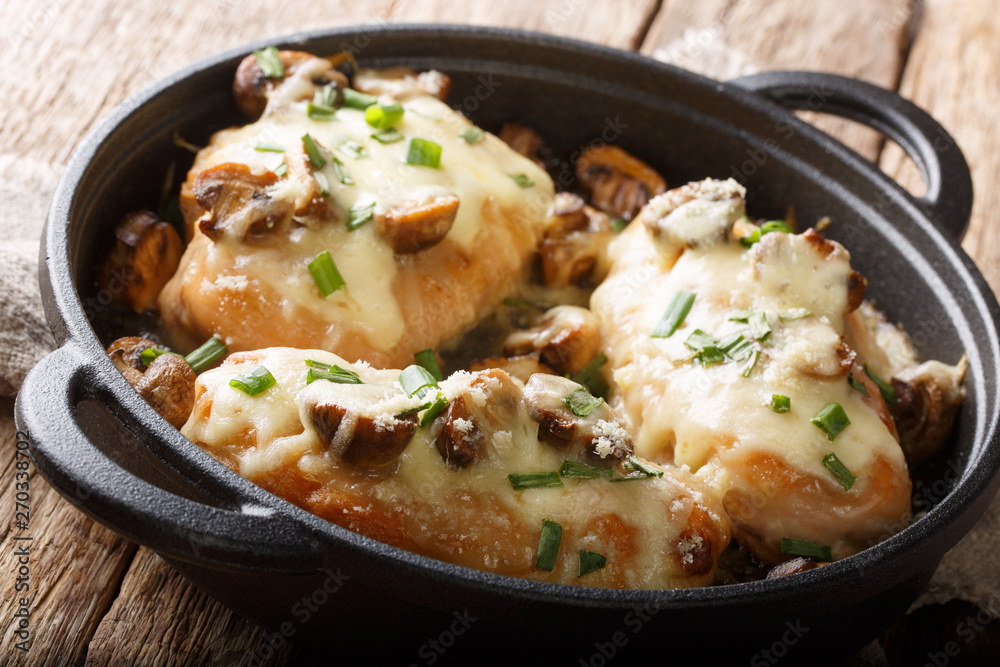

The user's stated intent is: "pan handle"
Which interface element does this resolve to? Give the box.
[729,71,973,243]
[14,342,324,572]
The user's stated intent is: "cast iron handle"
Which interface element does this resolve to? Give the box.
[729,71,973,243]
[15,342,324,571]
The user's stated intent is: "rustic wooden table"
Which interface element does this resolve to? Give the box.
[2,0,999,664]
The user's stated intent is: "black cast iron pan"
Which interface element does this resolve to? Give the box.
[15,25,1000,664]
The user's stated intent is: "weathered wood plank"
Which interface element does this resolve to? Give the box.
[878,0,1000,292]
[642,0,913,160]
[0,401,138,666]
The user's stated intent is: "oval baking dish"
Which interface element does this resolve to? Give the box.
[16,25,1000,664]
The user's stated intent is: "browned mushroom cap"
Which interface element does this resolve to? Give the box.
[106,337,195,429]
[503,305,602,376]
[107,336,159,385]
[539,193,615,287]
[233,50,349,118]
[890,359,968,466]
[97,211,183,313]
[523,374,633,466]
[193,163,294,244]
[375,195,459,254]
[499,122,546,170]
[352,67,451,102]
[433,368,524,469]
[766,557,819,579]
[468,355,557,384]
[641,178,746,261]
[576,145,666,220]
[309,384,419,472]
[799,228,867,314]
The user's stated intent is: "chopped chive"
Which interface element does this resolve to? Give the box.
[405,138,442,168]
[563,386,603,418]
[229,365,276,397]
[741,349,760,378]
[695,345,725,366]
[414,348,443,382]
[535,520,563,571]
[848,373,870,396]
[811,402,850,441]
[254,143,285,153]
[304,359,362,385]
[623,456,664,478]
[184,335,229,373]
[365,102,404,129]
[559,460,614,479]
[253,46,284,78]
[307,102,338,121]
[684,329,718,351]
[740,219,792,248]
[749,311,771,341]
[371,128,404,144]
[651,291,696,338]
[779,308,812,321]
[399,364,438,397]
[510,173,534,188]
[330,156,353,185]
[273,162,287,178]
[780,538,831,561]
[729,309,754,323]
[459,126,485,144]
[339,140,368,159]
[302,133,327,170]
[609,217,628,234]
[308,250,346,297]
[822,452,857,491]
[319,83,340,108]
[342,88,378,110]
[570,352,609,399]
[769,394,791,413]
[509,472,564,491]
[314,171,330,197]
[578,550,607,577]
[140,347,171,367]
[418,391,449,427]
[503,297,536,308]
[719,334,752,361]
[864,365,897,404]
[347,201,376,230]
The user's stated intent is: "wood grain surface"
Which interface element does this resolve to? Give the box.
[2,0,998,665]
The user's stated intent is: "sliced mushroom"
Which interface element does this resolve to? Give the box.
[284,147,334,221]
[576,145,666,220]
[468,355,556,384]
[890,358,968,466]
[233,50,349,118]
[523,374,633,466]
[310,384,419,472]
[844,301,919,381]
[640,178,746,263]
[375,195,459,254]
[503,305,602,376]
[193,163,294,243]
[499,122,545,170]
[106,337,195,429]
[434,369,524,469]
[539,193,615,287]
[353,67,451,102]
[98,211,183,313]
[766,557,819,579]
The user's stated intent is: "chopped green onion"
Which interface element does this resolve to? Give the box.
[509,472,564,491]
[140,347,171,367]
[307,102,338,121]
[503,297,536,308]
[342,88,377,110]
[623,456,664,478]
[253,46,284,78]
[609,217,628,234]
[570,352,609,399]
[308,250,346,297]
[563,386,603,418]
[184,335,229,373]
[822,452,857,491]
[399,364,438,397]
[729,309,754,323]
[254,143,285,153]
[329,156,353,185]
[848,373,870,396]
[535,520,563,571]
[302,133,327,170]
[719,334,753,361]
[414,348,443,382]
[651,291,696,338]
[559,460,614,479]
[339,140,368,159]
[769,394,791,413]
[741,349,760,378]
[510,173,534,188]
[578,550,607,577]
[305,359,362,385]
[418,391,449,427]
[779,308,812,321]
[319,83,340,108]
[459,126,485,144]
[365,102,405,129]
[371,128,404,144]
[695,345,725,366]
[684,329,718,351]
[405,138,442,168]
[811,402,851,441]
[314,171,330,197]
[741,219,792,248]
[780,538,831,561]
[749,311,771,342]
[864,365,897,404]
[347,201,376,230]
[229,365,276,397]
[273,162,287,178]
